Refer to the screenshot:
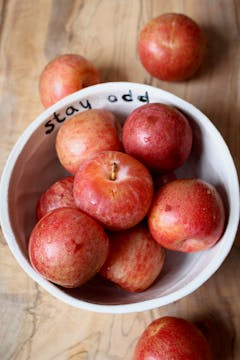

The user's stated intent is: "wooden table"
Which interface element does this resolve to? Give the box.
[0,1,239,359]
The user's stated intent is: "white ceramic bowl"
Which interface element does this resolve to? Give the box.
[0,82,239,313]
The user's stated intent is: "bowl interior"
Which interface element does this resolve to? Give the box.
[1,82,239,312]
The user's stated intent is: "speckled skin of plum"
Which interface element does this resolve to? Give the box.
[39,54,101,108]
[100,223,165,292]
[56,109,122,174]
[134,316,213,360]
[29,207,109,288]
[122,103,192,173]
[138,13,206,81]
[36,176,76,220]
[73,151,154,230]
[148,179,225,252]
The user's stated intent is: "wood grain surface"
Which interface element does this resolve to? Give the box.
[0,1,240,359]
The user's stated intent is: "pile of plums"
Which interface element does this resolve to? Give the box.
[29,103,225,291]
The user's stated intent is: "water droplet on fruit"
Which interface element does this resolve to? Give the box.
[143,136,150,143]
[165,204,172,211]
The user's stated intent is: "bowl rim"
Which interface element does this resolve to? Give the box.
[0,81,239,313]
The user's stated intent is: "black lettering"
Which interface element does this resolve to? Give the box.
[79,99,92,109]
[45,119,55,134]
[65,106,79,116]
[122,90,133,102]
[137,91,149,103]
[53,112,66,123]
[108,94,118,102]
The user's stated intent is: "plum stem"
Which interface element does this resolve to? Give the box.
[110,162,118,181]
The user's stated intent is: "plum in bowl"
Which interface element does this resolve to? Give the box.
[0,82,239,313]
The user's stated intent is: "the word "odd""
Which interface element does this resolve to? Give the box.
[107,90,149,104]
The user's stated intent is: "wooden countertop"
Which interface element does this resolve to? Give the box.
[0,1,239,359]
